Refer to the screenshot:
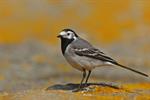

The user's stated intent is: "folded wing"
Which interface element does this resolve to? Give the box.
[74,47,149,77]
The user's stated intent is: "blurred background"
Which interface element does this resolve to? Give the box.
[0,0,150,92]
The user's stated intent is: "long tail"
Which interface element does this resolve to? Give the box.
[115,63,149,77]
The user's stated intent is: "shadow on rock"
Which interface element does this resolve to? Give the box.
[46,82,120,91]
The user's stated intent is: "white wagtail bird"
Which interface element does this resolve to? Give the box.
[57,29,149,90]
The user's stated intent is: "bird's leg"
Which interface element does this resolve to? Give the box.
[73,69,86,92]
[85,70,91,86]
[78,69,86,89]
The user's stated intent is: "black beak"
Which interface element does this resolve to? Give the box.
[57,35,61,38]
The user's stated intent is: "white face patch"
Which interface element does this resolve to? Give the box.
[59,31,77,40]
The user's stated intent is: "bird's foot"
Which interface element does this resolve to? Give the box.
[72,85,85,92]
[84,83,88,87]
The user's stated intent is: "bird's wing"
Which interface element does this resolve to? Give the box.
[73,47,117,64]
[74,47,149,77]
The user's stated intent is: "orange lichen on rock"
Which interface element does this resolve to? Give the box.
[0,83,150,100]
[123,83,150,91]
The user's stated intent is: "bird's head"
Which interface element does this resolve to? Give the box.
[57,29,78,40]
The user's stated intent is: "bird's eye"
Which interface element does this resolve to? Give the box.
[67,33,70,35]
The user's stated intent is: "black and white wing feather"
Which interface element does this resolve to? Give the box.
[74,47,117,64]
